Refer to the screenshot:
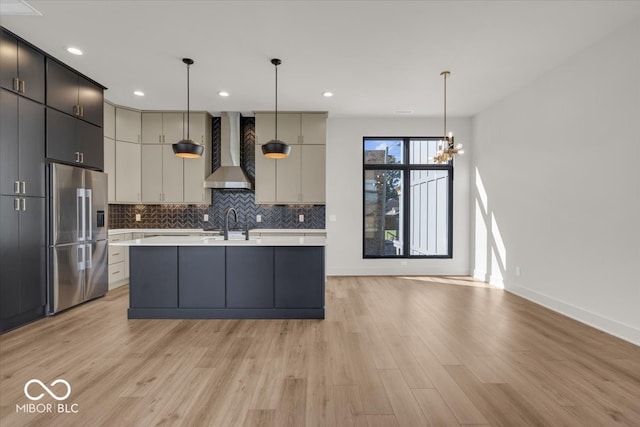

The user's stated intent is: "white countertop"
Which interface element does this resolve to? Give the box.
[108,228,326,236]
[111,235,326,247]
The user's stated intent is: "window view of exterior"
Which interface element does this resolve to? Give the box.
[363,137,452,258]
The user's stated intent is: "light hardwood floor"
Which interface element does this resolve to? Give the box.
[1,276,639,426]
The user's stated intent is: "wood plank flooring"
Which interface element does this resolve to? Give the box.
[1,276,639,426]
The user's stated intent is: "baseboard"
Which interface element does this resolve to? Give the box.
[507,285,640,346]
[326,267,472,276]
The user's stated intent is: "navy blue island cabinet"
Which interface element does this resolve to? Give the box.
[127,245,325,319]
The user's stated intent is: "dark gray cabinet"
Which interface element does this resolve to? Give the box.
[275,247,324,308]
[0,195,46,332]
[179,247,225,308]
[0,29,45,104]
[129,247,177,308]
[47,59,103,127]
[227,247,274,308]
[0,90,45,197]
[47,107,103,170]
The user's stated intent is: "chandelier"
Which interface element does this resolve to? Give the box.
[433,71,463,163]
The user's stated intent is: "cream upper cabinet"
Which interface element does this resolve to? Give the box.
[115,140,141,202]
[104,102,115,139]
[104,137,115,202]
[141,145,184,203]
[162,144,184,202]
[183,112,211,204]
[254,144,277,204]
[186,112,207,145]
[115,107,141,143]
[141,145,163,202]
[254,112,327,204]
[142,112,184,144]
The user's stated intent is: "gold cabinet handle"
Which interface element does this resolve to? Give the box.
[19,80,25,94]
[14,181,20,194]
[20,181,26,194]
[21,198,26,211]
[111,270,120,275]
[14,198,20,211]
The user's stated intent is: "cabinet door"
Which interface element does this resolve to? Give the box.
[46,107,77,164]
[104,138,115,202]
[115,108,141,143]
[183,149,206,203]
[254,145,277,203]
[17,42,45,104]
[162,145,184,202]
[301,114,326,145]
[278,113,302,145]
[78,120,103,170]
[19,196,45,313]
[141,145,163,202]
[0,90,18,196]
[301,145,325,203]
[226,247,274,308]
[187,113,207,145]
[179,247,225,308]
[0,30,18,94]
[141,112,163,143]
[78,76,103,127]
[0,196,20,320]
[275,247,324,308]
[115,141,141,202]
[18,97,45,197]
[103,102,115,139]
[255,113,275,145]
[129,247,177,308]
[162,113,184,144]
[46,60,78,116]
[276,144,301,203]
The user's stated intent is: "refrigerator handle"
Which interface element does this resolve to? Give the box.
[86,189,93,241]
[86,244,93,270]
[77,245,85,271]
[77,188,86,242]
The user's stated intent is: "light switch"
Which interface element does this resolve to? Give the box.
[298,214,304,222]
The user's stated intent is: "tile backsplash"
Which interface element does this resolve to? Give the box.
[108,116,326,230]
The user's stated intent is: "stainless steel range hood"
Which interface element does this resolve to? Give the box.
[204,112,252,190]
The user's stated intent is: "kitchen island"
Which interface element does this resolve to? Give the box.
[111,235,325,319]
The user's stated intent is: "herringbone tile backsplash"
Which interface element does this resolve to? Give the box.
[109,117,326,230]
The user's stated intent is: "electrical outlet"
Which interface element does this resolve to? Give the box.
[400,260,408,266]
[515,266,521,277]
[256,214,262,223]
[135,214,141,222]
[298,214,304,222]
[203,214,209,222]
[329,215,337,222]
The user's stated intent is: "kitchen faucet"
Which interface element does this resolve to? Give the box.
[224,207,237,240]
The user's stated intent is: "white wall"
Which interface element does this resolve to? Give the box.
[471,19,640,344]
[326,117,471,276]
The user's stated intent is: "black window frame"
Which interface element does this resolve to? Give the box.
[362,136,454,259]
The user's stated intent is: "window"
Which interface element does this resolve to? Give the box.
[363,137,453,258]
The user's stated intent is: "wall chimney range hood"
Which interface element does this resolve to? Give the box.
[204,112,252,190]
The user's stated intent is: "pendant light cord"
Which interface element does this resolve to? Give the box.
[443,72,447,142]
[186,62,190,140]
[274,62,278,140]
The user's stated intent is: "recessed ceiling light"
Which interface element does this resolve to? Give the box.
[133,91,145,97]
[394,110,414,115]
[218,91,229,97]
[67,47,83,56]
[322,92,333,97]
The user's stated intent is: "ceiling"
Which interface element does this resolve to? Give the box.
[2,1,640,118]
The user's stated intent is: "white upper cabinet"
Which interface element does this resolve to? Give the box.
[254,112,327,204]
[141,112,184,144]
[115,107,141,143]
[104,102,115,139]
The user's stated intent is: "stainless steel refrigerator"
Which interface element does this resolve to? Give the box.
[49,163,108,314]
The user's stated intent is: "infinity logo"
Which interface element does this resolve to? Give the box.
[24,379,71,401]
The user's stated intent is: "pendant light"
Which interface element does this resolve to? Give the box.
[262,58,291,159]
[173,58,204,159]
[433,70,464,163]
